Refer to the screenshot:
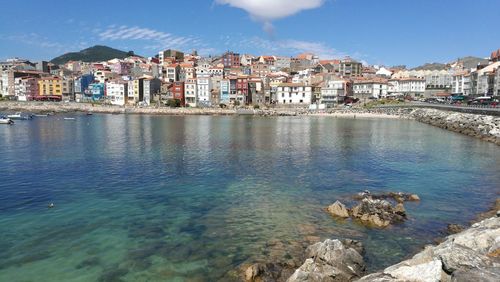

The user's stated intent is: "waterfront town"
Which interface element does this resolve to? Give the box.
[1,47,500,109]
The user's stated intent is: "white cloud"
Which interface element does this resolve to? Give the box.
[216,0,324,21]
[97,25,200,51]
[216,0,325,33]
[1,33,87,55]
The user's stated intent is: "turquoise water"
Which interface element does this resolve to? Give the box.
[0,114,499,281]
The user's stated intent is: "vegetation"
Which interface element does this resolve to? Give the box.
[253,104,260,109]
[165,99,181,108]
[363,99,403,109]
[51,45,139,65]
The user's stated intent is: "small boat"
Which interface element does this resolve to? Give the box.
[0,117,14,125]
[86,112,93,116]
[7,112,32,120]
[34,114,49,117]
[64,117,76,120]
[7,112,23,120]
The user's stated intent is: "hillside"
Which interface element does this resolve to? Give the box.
[454,56,489,69]
[412,62,448,71]
[413,56,489,71]
[50,45,137,65]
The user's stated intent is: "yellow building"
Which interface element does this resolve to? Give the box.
[38,76,62,96]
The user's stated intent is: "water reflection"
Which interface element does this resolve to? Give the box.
[0,115,499,281]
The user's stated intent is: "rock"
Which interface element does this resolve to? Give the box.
[434,241,495,273]
[384,259,443,282]
[408,194,421,201]
[451,267,500,282]
[356,216,500,282]
[244,262,295,282]
[287,239,365,282]
[446,224,465,234]
[353,190,371,200]
[351,198,404,227]
[327,201,350,218]
[394,203,406,217]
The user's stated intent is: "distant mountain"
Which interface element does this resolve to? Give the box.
[453,56,489,69]
[412,56,490,71]
[50,45,137,65]
[412,62,448,71]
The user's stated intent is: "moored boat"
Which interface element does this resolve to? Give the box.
[0,117,14,125]
[7,112,33,120]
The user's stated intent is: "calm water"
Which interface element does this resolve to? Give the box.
[0,114,499,281]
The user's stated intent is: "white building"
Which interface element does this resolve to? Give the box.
[392,69,452,89]
[276,83,313,105]
[197,77,212,105]
[195,65,212,106]
[185,78,197,107]
[451,71,471,95]
[106,81,128,106]
[93,70,115,83]
[353,79,388,99]
[389,78,426,97]
[320,79,351,107]
[240,54,254,66]
[376,67,393,78]
[143,78,161,106]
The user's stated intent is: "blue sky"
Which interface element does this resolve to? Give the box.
[0,0,499,67]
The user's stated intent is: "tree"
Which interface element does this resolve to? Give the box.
[166,99,181,107]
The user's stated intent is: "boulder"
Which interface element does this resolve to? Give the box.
[355,216,500,282]
[451,267,500,282]
[446,224,465,234]
[327,201,350,218]
[408,194,421,201]
[287,239,366,282]
[394,203,406,217]
[351,198,404,227]
[244,262,296,282]
[384,259,443,282]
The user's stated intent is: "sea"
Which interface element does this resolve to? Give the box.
[0,114,499,281]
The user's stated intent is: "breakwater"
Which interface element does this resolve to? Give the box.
[409,108,500,145]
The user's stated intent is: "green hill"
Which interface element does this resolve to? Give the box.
[50,45,137,65]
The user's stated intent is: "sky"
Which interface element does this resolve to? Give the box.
[0,0,499,67]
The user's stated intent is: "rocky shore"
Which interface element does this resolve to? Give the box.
[243,214,499,282]
[409,108,500,145]
[1,102,499,145]
[355,215,500,282]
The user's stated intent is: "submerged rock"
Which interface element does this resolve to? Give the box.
[446,224,465,235]
[327,191,419,228]
[243,262,296,282]
[287,239,366,282]
[351,198,405,228]
[327,201,350,218]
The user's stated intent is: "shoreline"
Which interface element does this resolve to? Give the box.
[242,196,500,281]
[0,101,413,119]
[2,101,499,145]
